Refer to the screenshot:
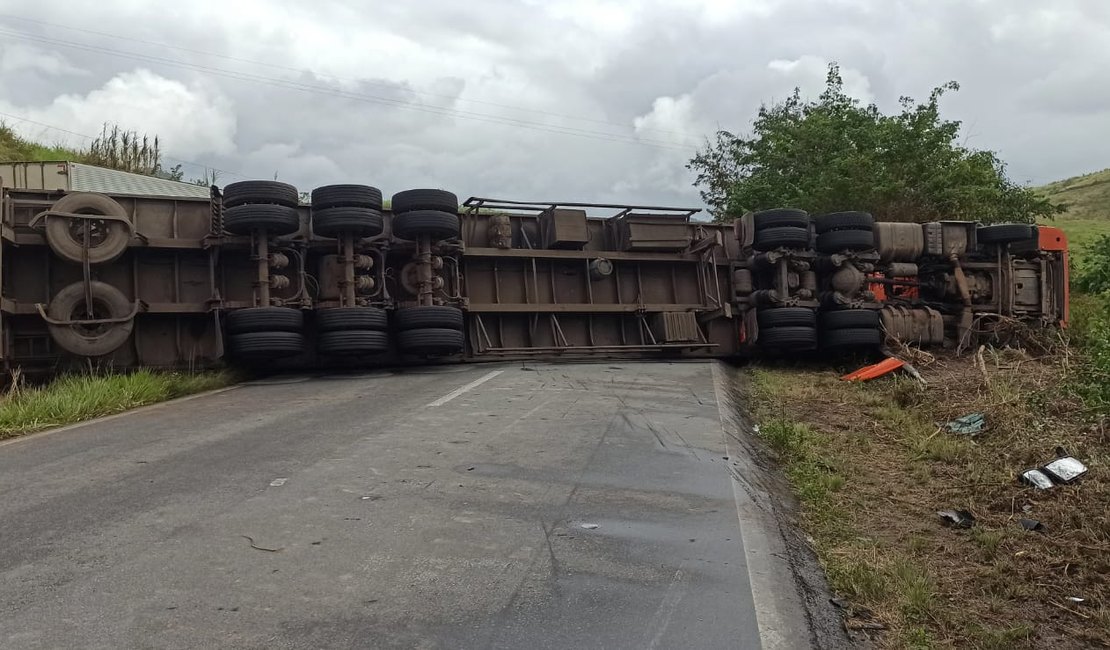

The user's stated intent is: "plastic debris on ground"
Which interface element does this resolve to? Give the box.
[1021,449,1089,489]
[1019,518,1044,532]
[937,509,976,528]
[945,412,987,436]
[841,357,905,382]
[580,523,599,530]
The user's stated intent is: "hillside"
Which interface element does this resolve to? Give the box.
[1037,168,1110,254]
[0,122,87,163]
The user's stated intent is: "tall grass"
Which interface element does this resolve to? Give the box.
[0,369,233,440]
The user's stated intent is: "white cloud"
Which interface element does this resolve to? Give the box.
[0,42,87,76]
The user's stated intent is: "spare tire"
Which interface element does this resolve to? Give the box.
[222,181,299,209]
[47,281,135,357]
[397,327,465,355]
[229,331,305,358]
[45,192,132,264]
[311,184,383,211]
[814,211,874,234]
[820,309,881,330]
[225,307,304,335]
[977,224,1035,245]
[753,208,809,230]
[757,307,817,328]
[223,204,300,236]
[817,229,874,253]
[318,330,389,355]
[391,189,459,215]
[316,307,388,332]
[753,226,810,251]
[311,207,384,239]
[392,210,460,241]
[393,306,464,331]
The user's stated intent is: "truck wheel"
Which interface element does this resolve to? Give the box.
[820,309,881,329]
[817,229,874,253]
[311,207,384,238]
[391,210,460,241]
[393,306,464,331]
[397,328,465,355]
[311,184,383,211]
[229,331,305,358]
[390,189,459,215]
[758,325,818,349]
[757,307,816,328]
[47,281,134,357]
[752,226,810,251]
[753,208,809,230]
[316,307,388,332]
[225,307,304,334]
[45,193,132,264]
[222,181,299,209]
[814,211,873,233]
[223,204,300,236]
[318,330,389,355]
[977,224,1035,245]
[821,327,882,350]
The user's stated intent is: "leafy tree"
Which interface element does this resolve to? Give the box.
[689,63,1064,224]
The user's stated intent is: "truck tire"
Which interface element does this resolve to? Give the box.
[222,181,299,209]
[311,207,384,238]
[223,204,300,236]
[397,327,465,355]
[318,330,389,355]
[757,307,817,328]
[47,281,135,357]
[753,226,810,251]
[311,184,382,211]
[820,309,881,330]
[391,189,459,215]
[229,331,305,358]
[817,229,874,253]
[226,307,304,335]
[814,211,873,234]
[393,306,464,331]
[392,210,460,241]
[316,307,388,332]
[977,224,1035,245]
[758,325,818,349]
[45,192,132,264]
[821,327,882,350]
[753,208,809,230]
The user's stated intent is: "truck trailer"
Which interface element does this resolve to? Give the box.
[0,161,1068,374]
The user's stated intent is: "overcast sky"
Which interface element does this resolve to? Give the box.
[0,0,1106,210]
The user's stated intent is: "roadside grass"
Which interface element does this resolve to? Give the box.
[747,343,1109,648]
[0,369,234,440]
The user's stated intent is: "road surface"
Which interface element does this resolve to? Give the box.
[0,361,809,649]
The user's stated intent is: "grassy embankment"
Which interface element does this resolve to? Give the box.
[744,177,1110,648]
[0,370,235,441]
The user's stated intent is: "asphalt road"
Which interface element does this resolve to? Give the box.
[0,361,803,649]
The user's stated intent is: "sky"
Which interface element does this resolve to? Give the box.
[0,0,1106,211]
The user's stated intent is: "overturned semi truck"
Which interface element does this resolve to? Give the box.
[0,162,1068,374]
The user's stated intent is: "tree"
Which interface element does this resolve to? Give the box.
[688,63,1064,224]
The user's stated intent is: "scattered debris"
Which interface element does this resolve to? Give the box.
[937,509,976,528]
[269,477,287,487]
[842,357,905,382]
[1021,451,1089,489]
[241,535,283,553]
[945,413,986,436]
[580,523,599,530]
[1067,597,1086,604]
[1019,518,1044,532]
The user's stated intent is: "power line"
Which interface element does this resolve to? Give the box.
[0,110,255,180]
[0,13,696,140]
[0,27,697,152]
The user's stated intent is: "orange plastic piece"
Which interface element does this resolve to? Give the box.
[1038,225,1070,328]
[841,357,905,382]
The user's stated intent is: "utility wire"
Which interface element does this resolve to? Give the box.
[0,13,696,140]
[0,27,697,152]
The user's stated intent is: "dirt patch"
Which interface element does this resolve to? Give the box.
[744,350,1108,649]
